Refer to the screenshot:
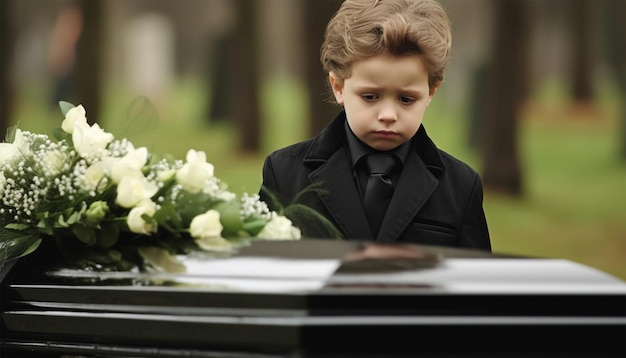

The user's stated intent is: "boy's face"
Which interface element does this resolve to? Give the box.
[330,53,439,152]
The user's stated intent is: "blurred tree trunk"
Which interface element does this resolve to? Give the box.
[303,0,342,137]
[569,0,595,102]
[232,0,260,153]
[0,0,13,136]
[75,0,104,125]
[207,32,234,123]
[600,0,626,161]
[480,0,532,197]
[468,63,489,149]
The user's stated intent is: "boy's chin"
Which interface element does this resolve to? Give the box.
[366,141,402,152]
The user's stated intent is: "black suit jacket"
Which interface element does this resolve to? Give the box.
[260,111,491,252]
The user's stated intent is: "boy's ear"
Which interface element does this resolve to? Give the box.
[329,72,344,105]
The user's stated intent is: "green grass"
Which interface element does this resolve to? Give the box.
[490,114,626,281]
[10,78,626,281]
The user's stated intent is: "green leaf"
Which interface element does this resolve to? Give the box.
[72,226,96,246]
[5,223,29,230]
[36,219,54,236]
[175,191,219,225]
[141,213,157,226]
[95,222,120,249]
[290,182,329,206]
[261,182,342,239]
[52,127,70,142]
[4,124,18,143]
[159,204,182,226]
[59,101,75,116]
[0,228,41,262]
[153,203,183,233]
[212,201,243,237]
[259,185,284,212]
[283,203,344,240]
[18,239,42,258]
[242,219,266,237]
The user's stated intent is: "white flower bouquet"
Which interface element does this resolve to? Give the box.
[0,102,301,273]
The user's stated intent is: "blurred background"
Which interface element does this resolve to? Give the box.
[0,0,624,279]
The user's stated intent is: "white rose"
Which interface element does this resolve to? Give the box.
[83,162,108,193]
[110,146,148,184]
[256,216,301,240]
[190,210,233,251]
[0,129,29,165]
[176,150,214,193]
[116,174,158,208]
[12,129,30,156]
[0,142,17,164]
[72,121,114,158]
[62,105,87,134]
[189,209,223,240]
[127,199,157,235]
[97,156,117,174]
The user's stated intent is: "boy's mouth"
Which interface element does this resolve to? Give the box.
[373,130,398,138]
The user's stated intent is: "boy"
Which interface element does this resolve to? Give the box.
[260,0,491,251]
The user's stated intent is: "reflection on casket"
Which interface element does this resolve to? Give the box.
[1,239,625,357]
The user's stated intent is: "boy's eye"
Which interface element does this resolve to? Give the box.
[399,96,416,104]
[361,94,378,102]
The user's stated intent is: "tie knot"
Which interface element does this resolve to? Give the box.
[365,153,396,175]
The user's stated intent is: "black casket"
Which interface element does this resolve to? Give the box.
[1,239,625,357]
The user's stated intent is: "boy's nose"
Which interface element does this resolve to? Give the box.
[378,102,398,122]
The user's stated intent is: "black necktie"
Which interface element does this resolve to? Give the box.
[363,153,396,238]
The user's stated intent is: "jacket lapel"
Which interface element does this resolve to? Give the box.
[309,149,373,240]
[302,112,443,242]
[376,149,438,242]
